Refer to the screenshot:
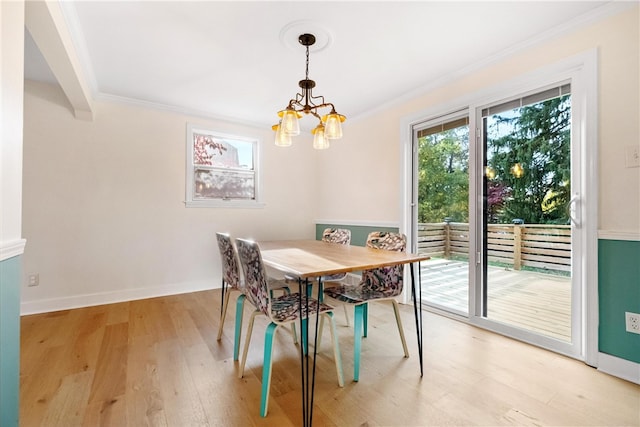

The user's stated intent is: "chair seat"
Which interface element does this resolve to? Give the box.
[324,284,399,304]
[267,276,290,290]
[270,293,334,323]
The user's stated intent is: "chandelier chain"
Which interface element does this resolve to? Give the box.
[305,45,310,81]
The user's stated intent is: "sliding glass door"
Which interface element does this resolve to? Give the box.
[414,112,469,316]
[479,84,578,348]
[410,82,584,358]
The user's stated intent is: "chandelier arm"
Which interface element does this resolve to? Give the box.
[313,102,335,111]
[288,97,337,114]
[291,96,304,108]
[292,96,331,112]
[307,93,326,107]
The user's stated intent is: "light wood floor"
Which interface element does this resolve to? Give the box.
[20,289,639,426]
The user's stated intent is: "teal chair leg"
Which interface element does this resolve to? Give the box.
[302,280,313,354]
[260,322,278,417]
[233,294,245,361]
[353,304,365,382]
[301,318,308,356]
[363,303,369,337]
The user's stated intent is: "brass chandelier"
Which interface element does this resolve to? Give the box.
[273,33,345,149]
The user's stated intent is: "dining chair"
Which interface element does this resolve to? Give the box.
[318,228,352,325]
[215,232,294,362]
[323,231,409,382]
[235,238,344,417]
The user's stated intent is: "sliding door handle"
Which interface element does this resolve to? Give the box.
[569,194,580,228]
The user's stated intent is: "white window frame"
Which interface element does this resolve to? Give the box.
[186,123,264,208]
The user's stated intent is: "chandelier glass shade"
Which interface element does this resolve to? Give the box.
[274,33,345,149]
[312,124,329,149]
[272,123,292,147]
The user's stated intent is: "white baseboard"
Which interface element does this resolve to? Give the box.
[597,352,640,384]
[20,280,216,316]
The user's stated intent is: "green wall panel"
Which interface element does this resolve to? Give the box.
[0,255,21,427]
[315,223,399,247]
[598,239,640,364]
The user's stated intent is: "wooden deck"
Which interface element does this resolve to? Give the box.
[420,258,572,342]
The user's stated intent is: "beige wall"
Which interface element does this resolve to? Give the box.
[317,6,640,235]
[21,81,318,312]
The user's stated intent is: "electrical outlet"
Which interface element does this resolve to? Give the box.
[625,312,640,334]
[27,273,39,287]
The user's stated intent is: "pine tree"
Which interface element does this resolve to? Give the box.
[417,127,469,223]
[486,95,571,224]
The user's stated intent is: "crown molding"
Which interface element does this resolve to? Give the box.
[349,2,636,125]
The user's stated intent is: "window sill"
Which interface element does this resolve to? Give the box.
[185,200,266,209]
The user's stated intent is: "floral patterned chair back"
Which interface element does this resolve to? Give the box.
[216,232,242,290]
[235,238,271,316]
[322,228,351,281]
[360,231,406,296]
[322,228,351,245]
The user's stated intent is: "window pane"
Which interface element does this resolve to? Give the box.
[193,133,254,170]
[194,169,255,200]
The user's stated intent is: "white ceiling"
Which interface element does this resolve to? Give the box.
[24,1,626,129]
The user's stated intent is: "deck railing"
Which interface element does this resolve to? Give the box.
[417,222,571,272]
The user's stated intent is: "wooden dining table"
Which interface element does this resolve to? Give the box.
[258,239,430,427]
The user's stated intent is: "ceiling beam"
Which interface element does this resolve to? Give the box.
[25,1,93,120]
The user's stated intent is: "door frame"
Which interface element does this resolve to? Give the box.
[400,49,598,365]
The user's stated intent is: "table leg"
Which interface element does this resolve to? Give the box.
[298,277,322,427]
[309,277,321,425]
[298,280,307,426]
[410,261,424,377]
